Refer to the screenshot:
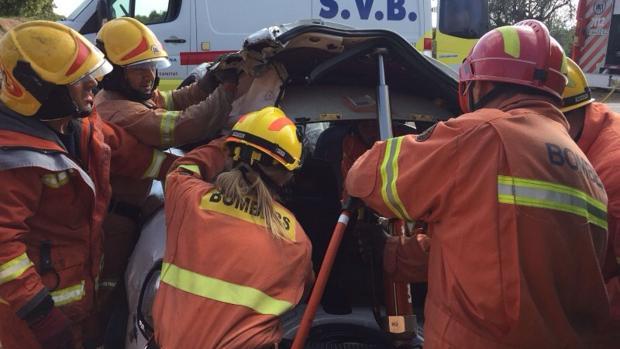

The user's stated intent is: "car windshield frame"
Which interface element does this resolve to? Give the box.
[66,0,94,20]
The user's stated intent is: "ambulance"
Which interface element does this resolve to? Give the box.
[60,0,488,89]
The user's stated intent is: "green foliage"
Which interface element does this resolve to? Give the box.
[135,10,167,25]
[549,23,576,56]
[0,0,60,20]
[488,0,576,56]
[488,0,575,27]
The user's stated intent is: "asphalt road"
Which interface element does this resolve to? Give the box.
[608,102,620,113]
[592,90,620,113]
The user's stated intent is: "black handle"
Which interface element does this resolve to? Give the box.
[164,38,186,43]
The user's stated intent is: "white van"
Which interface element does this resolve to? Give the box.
[60,0,487,88]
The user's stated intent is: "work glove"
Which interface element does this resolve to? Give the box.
[29,306,75,349]
[197,69,220,93]
[383,226,431,283]
[212,52,244,86]
[197,66,240,93]
[213,52,244,70]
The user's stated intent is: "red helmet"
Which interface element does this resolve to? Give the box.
[458,20,567,113]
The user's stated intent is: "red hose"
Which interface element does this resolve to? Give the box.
[291,210,353,349]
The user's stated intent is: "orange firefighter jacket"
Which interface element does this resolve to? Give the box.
[0,106,174,348]
[93,82,234,290]
[153,141,314,349]
[577,102,620,321]
[346,94,614,348]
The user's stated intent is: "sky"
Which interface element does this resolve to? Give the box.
[54,0,78,17]
[54,0,169,18]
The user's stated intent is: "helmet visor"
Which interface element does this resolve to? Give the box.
[70,59,113,85]
[126,57,171,70]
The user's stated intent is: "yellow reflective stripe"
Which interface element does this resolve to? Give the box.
[0,253,34,285]
[51,281,85,306]
[496,26,520,58]
[160,262,293,316]
[143,150,167,179]
[379,137,412,220]
[160,111,180,147]
[160,90,175,110]
[498,175,607,211]
[498,175,608,230]
[178,164,201,175]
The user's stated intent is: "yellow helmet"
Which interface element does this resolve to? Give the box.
[96,17,170,69]
[226,107,303,171]
[561,58,595,113]
[0,20,112,116]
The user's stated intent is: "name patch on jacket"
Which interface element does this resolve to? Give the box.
[200,190,296,240]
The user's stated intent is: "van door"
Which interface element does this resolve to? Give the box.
[313,0,430,45]
[192,0,429,71]
[194,0,309,61]
[107,0,191,87]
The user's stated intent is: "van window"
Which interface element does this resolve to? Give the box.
[107,0,181,24]
[135,0,169,24]
[438,0,489,39]
[110,0,131,18]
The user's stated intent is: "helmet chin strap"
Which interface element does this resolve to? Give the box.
[100,64,158,102]
[468,82,507,112]
[35,85,91,120]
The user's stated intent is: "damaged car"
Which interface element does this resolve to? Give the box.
[124,20,460,349]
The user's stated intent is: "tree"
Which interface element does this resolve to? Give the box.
[488,0,576,55]
[488,0,575,27]
[0,0,59,20]
[135,10,167,25]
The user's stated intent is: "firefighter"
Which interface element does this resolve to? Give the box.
[0,21,176,349]
[562,58,620,322]
[152,106,314,349]
[346,20,616,347]
[91,16,239,336]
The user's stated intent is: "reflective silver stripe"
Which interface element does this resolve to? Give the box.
[0,253,34,285]
[497,175,607,229]
[51,281,85,306]
[142,150,167,179]
[160,262,293,316]
[159,90,175,110]
[160,111,180,147]
[0,149,95,194]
